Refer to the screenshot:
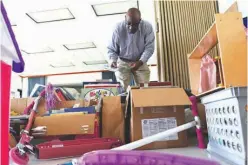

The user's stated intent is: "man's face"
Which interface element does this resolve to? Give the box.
[126,12,140,34]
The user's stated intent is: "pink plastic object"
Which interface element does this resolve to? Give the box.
[10,90,46,165]
[199,54,216,93]
[189,96,206,149]
[77,150,220,165]
[23,90,45,115]
[1,61,12,164]
[9,148,29,165]
[45,83,57,112]
[35,138,122,159]
[1,1,25,164]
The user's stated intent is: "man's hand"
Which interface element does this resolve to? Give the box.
[111,62,117,68]
[131,60,143,72]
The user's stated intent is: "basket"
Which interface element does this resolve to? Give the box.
[201,87,247,165]
[77,150,220,165]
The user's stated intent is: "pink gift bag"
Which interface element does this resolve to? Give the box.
[199,54,217,93]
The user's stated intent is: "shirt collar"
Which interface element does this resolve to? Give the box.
[138,20,142,31]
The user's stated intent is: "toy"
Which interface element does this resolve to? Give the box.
[34,138,122,159]
[60,150,220,165]
[1,2,25,164]
[77,150,220,165]
[9,90,46,165]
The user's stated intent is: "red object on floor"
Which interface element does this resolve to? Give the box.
[1,61,12,165]
[35,138,122,159]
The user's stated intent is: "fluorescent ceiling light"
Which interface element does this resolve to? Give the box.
[64,42,96,50]
[26,8,75,23]
[21,47,54,54]
[92,1,138,16]
[83,60,108,65]
[50,62,75,68]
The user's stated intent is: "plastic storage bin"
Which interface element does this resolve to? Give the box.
[1,1,25,164]
[201,87,247,165]
[76,150,220,165]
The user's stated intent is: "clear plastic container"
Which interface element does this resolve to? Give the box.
[1,1,25,164]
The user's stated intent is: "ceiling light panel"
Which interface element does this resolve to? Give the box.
[64,42,96,50]
[50,62,75,68]
[26,8,75,23]
[83,60,108,65]
[21,47,54,54]
[92,1,138,16]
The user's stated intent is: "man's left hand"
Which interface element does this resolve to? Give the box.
[131,60,143,72]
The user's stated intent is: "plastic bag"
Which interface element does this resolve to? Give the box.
[199,54,216,93]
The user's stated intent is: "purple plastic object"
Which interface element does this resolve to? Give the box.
[77,150,220,165]
[189,96,206,149]
[1,1,25,73]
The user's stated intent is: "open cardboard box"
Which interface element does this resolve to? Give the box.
[33,113,96,136]
[126,87,191,150]
[98,96,126,143]
[11,98,86,116]
[11,98,92,136]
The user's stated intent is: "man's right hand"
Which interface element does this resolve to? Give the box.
[111,62,117,68]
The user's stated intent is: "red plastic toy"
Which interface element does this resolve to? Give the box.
[34,138,122,159]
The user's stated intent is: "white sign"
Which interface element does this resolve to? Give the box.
[141,117,178,141]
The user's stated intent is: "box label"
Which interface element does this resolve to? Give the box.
[141,117,178,141]
[151,107,166,113]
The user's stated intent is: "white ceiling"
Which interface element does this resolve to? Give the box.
[3,0,157,76]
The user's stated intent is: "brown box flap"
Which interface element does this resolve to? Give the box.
[101,96,125,142]
[33,113,95,135]
[11,98,28,114]
[131,88,191,107]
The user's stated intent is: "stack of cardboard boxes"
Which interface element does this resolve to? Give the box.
[10,86,206,152]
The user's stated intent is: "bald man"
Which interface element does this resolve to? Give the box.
[107,8,155,90]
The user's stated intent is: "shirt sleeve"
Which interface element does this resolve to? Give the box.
[107,26,120,63]
[140,23,155,63]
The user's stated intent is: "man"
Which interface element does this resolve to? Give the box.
[107,8,155,90]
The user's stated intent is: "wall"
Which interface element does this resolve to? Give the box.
[22,78,28,97]
[218,0,248,16]
[46,72,102,85]
[10,72,22,98]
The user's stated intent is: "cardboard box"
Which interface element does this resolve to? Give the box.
[127,87,191,150]
[99,96,125,143]
[11,98,28,114]
[11,98,85,116]
[33,113,96,136]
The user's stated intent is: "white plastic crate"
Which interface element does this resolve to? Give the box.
[201,87,247,165]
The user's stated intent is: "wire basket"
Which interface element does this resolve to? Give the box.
[201,87,247,165]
